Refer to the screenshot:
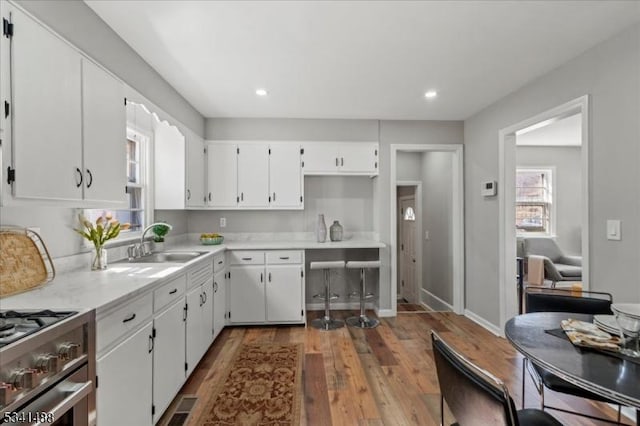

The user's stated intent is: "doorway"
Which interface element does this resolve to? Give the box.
[390,144,465,316]
[397,186,420,304]
[498,96,589,331]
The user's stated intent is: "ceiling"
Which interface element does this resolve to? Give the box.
[86,1,640,120]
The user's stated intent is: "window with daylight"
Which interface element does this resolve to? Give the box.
[85,127,150,236]
[515,168,553,235]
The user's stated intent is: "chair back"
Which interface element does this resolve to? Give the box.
[523,237,563,262]
[431,331,519,426]
[525,287,612,315]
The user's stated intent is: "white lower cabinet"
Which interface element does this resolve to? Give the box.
[228,250,305,324]
[213,269,227,339]
[185,279,213,376]
[152,299,186,423]
[96,321,153,426]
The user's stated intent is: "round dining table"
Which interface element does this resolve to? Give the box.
[505,312,640,424]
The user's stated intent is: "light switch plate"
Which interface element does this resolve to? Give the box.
[220,217,226,228]
[425,231,430,240]
[606,220,621,241]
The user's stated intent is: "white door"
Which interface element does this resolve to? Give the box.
[97,322,153,426]
[213,270,226,338]
[154,121,185,209]
[81,59,126,205]
[301,142,339,174]
[229,265,265,323]
[185,134,206,207]
[266,265,303,322]
[339,143,378,174]
[153,299,186,422]
[11,8,83,201]
[185,285,203,377]
[269,143,302,208]
[207,142,237,207]
[399,197,417,303]
[237,143,269,207]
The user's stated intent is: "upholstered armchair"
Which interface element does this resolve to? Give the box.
[523,237,581,287]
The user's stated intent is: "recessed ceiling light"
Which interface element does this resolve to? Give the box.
[256,88,268,97]
[424,90,437,99]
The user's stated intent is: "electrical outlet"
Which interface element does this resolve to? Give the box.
[220,217,226,228]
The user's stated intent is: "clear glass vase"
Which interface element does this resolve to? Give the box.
[92,246,107,270]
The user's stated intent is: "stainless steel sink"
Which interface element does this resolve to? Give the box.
[116,251,206,264]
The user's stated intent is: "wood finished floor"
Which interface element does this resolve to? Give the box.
[159,310,633,426]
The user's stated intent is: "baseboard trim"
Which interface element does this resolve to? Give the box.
[421,289,453,311]
[464,309,502,337]
[376,308,394,318]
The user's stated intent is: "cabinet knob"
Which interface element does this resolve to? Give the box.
[187,189,191,200]
[75,167,83,188]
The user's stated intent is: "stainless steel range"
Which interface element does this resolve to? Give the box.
[0,309,95,425]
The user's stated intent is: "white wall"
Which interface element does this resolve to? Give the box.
[516,146,582,255]
[464,24,640,326]
[396,152,422,181]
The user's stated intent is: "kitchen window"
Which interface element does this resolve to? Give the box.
[515,168,554,235]
[84,127,151,237]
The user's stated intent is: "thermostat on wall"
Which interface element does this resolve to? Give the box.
[481,180,497,197]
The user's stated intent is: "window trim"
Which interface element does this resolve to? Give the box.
[515,166,556,237]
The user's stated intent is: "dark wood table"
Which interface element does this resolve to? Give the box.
[505,312,640,424]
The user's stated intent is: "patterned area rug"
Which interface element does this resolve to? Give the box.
[194,343,303,425]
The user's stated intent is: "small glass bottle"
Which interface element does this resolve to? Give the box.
[330,220,343,242]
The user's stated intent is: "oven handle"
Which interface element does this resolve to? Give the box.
[33,380,92,426]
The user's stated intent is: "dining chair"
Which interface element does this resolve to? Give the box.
[431,331,562,426]
[522,287,623,425]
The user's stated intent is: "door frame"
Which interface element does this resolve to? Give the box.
[397,185,422,304]
[390,144,465,315]
[498,95,589,332]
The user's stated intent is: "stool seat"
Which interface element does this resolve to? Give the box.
[346,261,381,269]
[311,260,346,270]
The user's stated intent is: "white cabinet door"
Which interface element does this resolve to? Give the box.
[301,142,339,174]
[97,322,153,426]
[213,270,226,339]
[82,59,126,205]
[185,286,203,377]
[154,120,185,209]
[153,299,186,422]
[229,265,265,323]
[237,143,269,208]
[269,143,302,208]
[207,142,237,207]
[201,280,214,349]
[186,133,206,207]
[339,143,378,174]
[11,7,82,201]
[266,265,304,322]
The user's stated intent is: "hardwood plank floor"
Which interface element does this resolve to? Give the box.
[159,310,634,426]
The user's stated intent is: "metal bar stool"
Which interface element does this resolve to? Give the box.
[345,260,380,328]
[310,260,346,330]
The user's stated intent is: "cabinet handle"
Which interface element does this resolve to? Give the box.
[335,157,339,167]
[75,168,83,188]
[241,192,244,202]
[273,192,276,202]
[242,257,252,261]
[203,291,207,304]
[208,192,212,202]
[268,272,271,282]
[187,189,191,200]
[148,334,154,353]
[122,313,136,323]
[86,169,93,188]
[169,289,177,295]
[341,157,344,166]
[214,281,218,292]
[279,256,289,260]
[199,293,204,307]
[260,272,263,283]
[217,260,223,265]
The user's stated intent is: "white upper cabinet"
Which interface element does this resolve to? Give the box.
[10,6,82,201]
[302,142,379,175]
[206,142,238,208]
[237,143,270,208]
[269,143,303,208]
[185,131,206,207]
[154,120,185,209]
[82,59,126,205]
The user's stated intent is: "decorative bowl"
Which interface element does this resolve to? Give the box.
[200,236,224,245]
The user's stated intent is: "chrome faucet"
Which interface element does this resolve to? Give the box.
[128,222,173,259]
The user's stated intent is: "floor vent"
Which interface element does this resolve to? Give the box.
[167,395,197,426]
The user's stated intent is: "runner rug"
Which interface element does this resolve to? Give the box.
[193,343,303,425]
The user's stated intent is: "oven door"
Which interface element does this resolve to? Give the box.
[8,365,92,426]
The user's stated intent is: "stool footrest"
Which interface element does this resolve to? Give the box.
[313,293,339,301]
[363,293,375,300]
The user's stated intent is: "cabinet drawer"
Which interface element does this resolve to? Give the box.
[154,274,186,311]
[228,251,264,265]
[266,250,302,264]
[213,253,226,273]
[97,292,153,354]
[188,262,213,289]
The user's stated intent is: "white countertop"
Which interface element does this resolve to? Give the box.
[0,238,384,313]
